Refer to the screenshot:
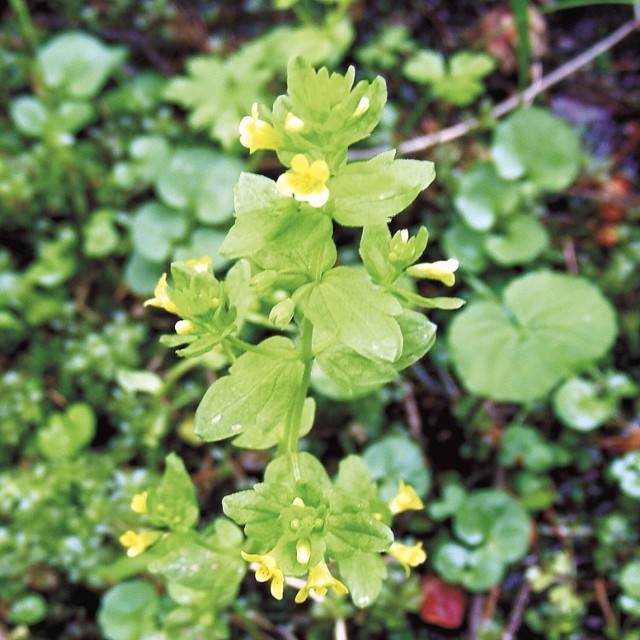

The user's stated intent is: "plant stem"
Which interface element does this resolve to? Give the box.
[279,318,314,480]
[159,357,201,396]
[9,0,39,56]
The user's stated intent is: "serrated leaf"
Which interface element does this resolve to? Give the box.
[448,271,617,402]
[295,267,402,362]
[338,552,387,608]
[194,336,307,448]
[39,32,126,99]
[147,453,199,531]
[331,151,435,226]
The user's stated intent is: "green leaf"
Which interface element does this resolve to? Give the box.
[499,423,570,473]
[363,435,430,499]
[57,100,95,132]
[39,32,126,99]
[484,215,549,265]
[394,309,437,370]
[127,136,172,183]
[553,378,615,431]
[97,581,160,640]
[325,511,393,555]
[130,201,186,262]
[454,162,520,231]
[448,271,617,402]
[194,336,308,448]
[330,151,435,226]
[147,453,199,531]
[295,267,403,362]
[221,173,336,280]
[264,452,332,492]
[274,57,387,165]
[116,369,163,395]
[149,538,245,597]
[454,489,530,562]
[124,252,164,296]
[403,50,445,84]
[314,343,398,399]
[156,148,242,224]
[443,222,489,273]
[337,552,387,608]
[492,107,582,192]
[10,96,48,137]
[83,209,120,257]
[36,402,96,460]
[335,456,378,502]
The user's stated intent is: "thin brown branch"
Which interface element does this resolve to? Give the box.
[501,582,531,640]
[350,17,640,160]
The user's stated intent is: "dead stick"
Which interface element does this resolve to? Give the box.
[350,17,640,159]
[502,582,531,640]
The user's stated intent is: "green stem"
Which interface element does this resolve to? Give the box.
[279,318,314,480]
[159,358,201,396]
[9,0,39,56]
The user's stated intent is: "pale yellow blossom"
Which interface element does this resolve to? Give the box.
[144,273,178,314]
[119,529,160,557]
[276,154,330,208]
[388,480,424,515]
[186,255,213,273]
[294,562,348,603]
[239,103,280,154]
[285,112,305,131]
[388,541,427,575]
[406,258,459,287]
[353,96,370,117]
[175,319,195,335]
[241,551,285,600]
[130,491,148,514]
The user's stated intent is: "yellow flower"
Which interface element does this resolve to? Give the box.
[144,273,179,314]
[130,491,147,514]
[406,258,460,287]
[294,562,348,603]
[239,103,280,154]
[285,112,305,131]
[388,541,427,575]
[388,480,424,515]
[119,529,160,558]
[186,255,213,273]
[175,319,195,335]
[241,551,285,600]
[276,154,330,208]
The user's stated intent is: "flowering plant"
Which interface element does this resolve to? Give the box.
[131,57,462,609]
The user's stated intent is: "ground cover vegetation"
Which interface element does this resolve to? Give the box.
[1,1,639,638]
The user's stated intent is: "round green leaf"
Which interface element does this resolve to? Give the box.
[130,201,185,261]
[610,452,640,499]
[448,271,617,402]
[492,107,582,192]
[57,100,95,132]
[553,378,615,431]
[443,222,489,273]
[621,561,640,599]
[39,32,126,99]
[362,435,430,500]
[97,581,159,640]
[454,489,530,562]
[156,148,242,224]
[36,402,96,460]
[124,252,164,296]
[10,96,48,137]
[8,593,47,625]
[454,162,520,231]
[484,215,549,265]
[84,208,120,257]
